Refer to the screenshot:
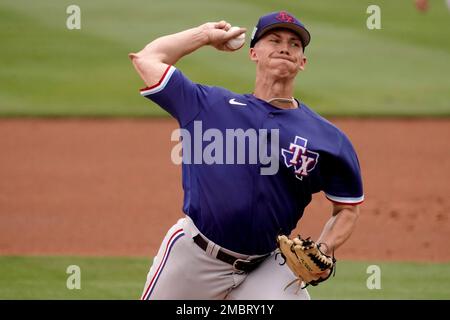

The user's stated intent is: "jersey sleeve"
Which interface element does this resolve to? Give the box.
[139,65,206,127]
[321,134,364,205]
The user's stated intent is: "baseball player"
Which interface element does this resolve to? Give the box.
[129,11,364,300]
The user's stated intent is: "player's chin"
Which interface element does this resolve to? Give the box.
[269,62,298,78]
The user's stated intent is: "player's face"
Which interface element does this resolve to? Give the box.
[250,29,307,78]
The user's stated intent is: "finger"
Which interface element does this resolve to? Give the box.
[224,27,246,40]
[224,23,231,31]
[215,20,227,29]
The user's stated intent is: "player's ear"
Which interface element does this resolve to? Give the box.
[249,48,258,62]
[299,55,307,71]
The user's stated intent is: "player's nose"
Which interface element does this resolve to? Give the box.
[279,48,290,56]
[279,42,291,55]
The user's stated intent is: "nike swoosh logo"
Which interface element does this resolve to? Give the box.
[228,98,247,106]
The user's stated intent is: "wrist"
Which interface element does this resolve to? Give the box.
[195,25,212,46]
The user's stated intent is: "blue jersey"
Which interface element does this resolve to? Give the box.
[140,66,364,255]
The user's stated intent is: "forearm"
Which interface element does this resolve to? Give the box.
[317,205,360,255]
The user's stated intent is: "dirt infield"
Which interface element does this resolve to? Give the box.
[0,119,449,262]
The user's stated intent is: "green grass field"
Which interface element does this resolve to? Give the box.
[0,256,150,299]
[0,0,449,117]
[0,256,449,299]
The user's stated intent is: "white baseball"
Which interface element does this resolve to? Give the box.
[225,26,245,50]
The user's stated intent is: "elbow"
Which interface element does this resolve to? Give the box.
[128,49,164,68]
[128,51,149,73]
[128,41,163,63]
[128,51,144,66]
[128,52,140,61]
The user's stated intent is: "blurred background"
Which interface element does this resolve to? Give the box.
[1,0,449,117]
[0,0,449,299]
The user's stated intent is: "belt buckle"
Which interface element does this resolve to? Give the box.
[232,258,251,273]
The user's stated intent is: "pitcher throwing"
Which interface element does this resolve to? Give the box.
[129,11,364,300]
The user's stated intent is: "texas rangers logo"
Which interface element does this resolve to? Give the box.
[281,136,319,180]
[276,11,295,23]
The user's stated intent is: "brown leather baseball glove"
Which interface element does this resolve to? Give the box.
[276,235,336,289]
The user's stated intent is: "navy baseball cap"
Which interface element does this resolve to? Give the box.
[250,11,311,49]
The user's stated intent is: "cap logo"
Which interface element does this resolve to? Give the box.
[276,11,295,23]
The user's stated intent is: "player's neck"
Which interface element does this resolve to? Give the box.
[253,75,297,109]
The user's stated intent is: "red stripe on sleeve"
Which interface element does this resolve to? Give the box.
[139,65,172,92]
